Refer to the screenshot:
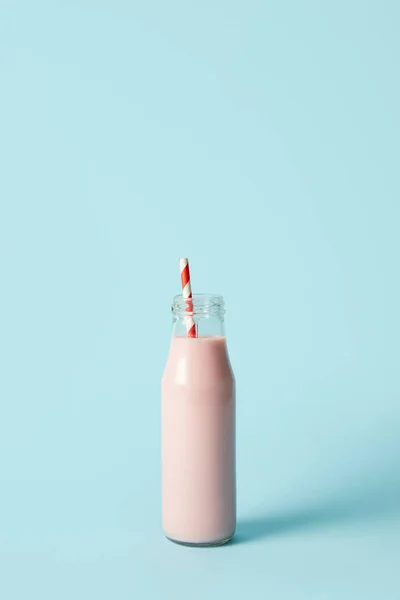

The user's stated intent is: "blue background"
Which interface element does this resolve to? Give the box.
[1,1,399,598]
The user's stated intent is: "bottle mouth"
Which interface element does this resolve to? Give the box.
[172,293,225,316]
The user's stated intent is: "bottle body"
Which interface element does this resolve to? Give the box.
[162,296,236,546]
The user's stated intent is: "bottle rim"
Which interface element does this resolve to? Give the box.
[172,293,225,316]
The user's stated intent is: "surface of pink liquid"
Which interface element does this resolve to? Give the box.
[162,335,236,545]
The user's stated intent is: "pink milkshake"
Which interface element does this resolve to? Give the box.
[162,294,236,546]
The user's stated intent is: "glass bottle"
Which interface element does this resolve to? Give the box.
[161,294,236,546]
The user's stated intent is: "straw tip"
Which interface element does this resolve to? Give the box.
[179,257,189,267]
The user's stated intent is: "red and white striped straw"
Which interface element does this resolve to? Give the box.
[179,258,197,338]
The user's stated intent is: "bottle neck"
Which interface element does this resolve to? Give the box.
[171,294,225,337]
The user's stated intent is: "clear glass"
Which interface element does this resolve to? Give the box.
[171,293,225,337]
[162,293,236,547]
